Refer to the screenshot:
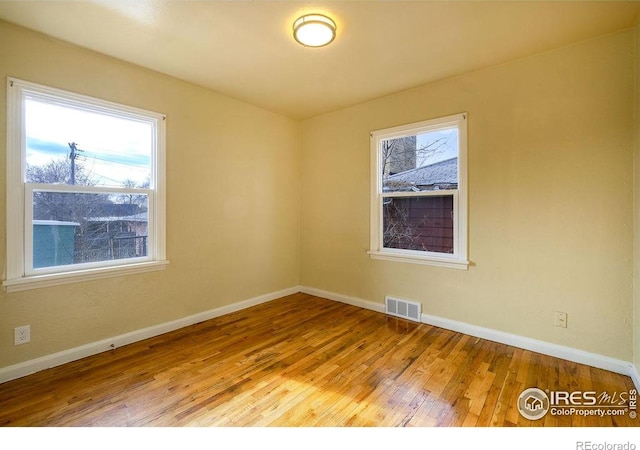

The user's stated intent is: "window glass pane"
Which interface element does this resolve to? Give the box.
[383,195,453,253]
[33,191,148,268]
[382,128,458,192]
[25,98,152,188]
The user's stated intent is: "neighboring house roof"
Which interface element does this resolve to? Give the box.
[384,157,458,191]
[88,212,148,223]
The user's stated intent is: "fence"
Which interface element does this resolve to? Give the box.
[74,235,148,264]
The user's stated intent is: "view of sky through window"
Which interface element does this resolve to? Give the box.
[25,98,152,188]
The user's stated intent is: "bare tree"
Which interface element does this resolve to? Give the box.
[28,158,100,223]
[381,135,449,179]
[27,157,93,186]
[383,198,432,251]
[27,157,146,264]
[122,177,149,207]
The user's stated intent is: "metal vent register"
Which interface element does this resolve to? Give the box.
[385,296,421,322]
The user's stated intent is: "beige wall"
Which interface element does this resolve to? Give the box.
[300,30,635,360]
[0,21,300,367]
[634,22,640,374]
[1,20,637,372]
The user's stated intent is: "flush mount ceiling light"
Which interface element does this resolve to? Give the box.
[293,14,337,47]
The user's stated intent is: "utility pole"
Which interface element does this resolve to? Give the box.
[68,142,82,185]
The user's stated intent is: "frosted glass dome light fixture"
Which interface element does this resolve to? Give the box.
[293,14,336,47]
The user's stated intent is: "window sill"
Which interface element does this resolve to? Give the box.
[368,251,469,270]
[3,260,170,293]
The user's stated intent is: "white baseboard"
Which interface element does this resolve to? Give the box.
[298,286,639,390]
[299,286,386,314]
[420,311,636,380]
[630,364,640,392]
[0,286,299,384]
[3,284,639,394]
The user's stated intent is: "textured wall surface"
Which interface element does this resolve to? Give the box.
[0,21,300,368]
[0,20,637,372]
[300,30,635,360]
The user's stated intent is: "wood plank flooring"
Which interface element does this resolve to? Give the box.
[0,293,637,427]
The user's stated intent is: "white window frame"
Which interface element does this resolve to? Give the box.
[369,113,469,269]
[4,78,168,292]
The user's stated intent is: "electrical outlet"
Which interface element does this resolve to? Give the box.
[554,311,567,328]
[14,325,30,345]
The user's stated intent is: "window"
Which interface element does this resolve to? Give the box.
[4,78,167,291]
[369,113,468,269]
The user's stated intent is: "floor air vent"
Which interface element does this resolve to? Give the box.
[385,296,421,323]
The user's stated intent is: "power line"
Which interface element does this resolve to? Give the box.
[67,143,148,187]
[82,153,149,169]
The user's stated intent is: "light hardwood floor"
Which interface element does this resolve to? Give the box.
[0,293,637,427]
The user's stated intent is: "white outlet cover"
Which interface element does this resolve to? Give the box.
[14,325,30,345]
[554,312,567,328]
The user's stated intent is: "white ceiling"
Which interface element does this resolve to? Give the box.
[0,1,639,119]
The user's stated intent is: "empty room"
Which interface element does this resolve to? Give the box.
[0,0,639,441]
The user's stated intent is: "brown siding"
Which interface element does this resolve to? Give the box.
[383,195,454,253]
